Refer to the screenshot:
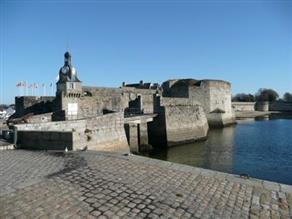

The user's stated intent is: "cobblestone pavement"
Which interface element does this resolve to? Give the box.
[0,151,65,195]
[0,150,292,219]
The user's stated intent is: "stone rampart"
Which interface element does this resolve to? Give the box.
[15,96,55,117]
[255,101,269,112]
[15,118,86,132]
[81,86,159,116]
[26,112,53,124]
[161,79,235,127]
[73,112,129,153]
[15,112,129,153]
[16,131,73,150]
[149,98,209,147]
[232,102,255,112]
[269,101,292,112]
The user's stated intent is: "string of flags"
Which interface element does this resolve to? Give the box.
[16,81,54,96]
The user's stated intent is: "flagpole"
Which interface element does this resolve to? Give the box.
[43,84,46,96]
[21,82,23,96]
[25,82,27,96]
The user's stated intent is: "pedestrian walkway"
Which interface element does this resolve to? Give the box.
[0,150,291,218]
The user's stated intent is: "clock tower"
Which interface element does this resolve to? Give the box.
[56,51,82,120]
[56,51,82,96]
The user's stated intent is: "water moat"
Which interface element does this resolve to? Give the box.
[147,115,292,185]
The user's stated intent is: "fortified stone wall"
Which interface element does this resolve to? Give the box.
[15,96,55,117]
[121,87,158,114]
[14,84,160,122]
[269,101,292,112]
[16,131,73,150]
[26,112,53,123]
[191,80,235,127]
[81,86,158,115]
[149,98,209,147]
[83,87,125,113]
[73,112,128,153]
[232,101,292,112]
[206,80,233,114]
[15,112,129,152]
[15,117,86,131]
[232,102,255,112]
[255,101,269,112]
[161,79,235,127]
[60,95,99,120]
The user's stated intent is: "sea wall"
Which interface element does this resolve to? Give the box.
[161,79,235,128]
[232,102,255,112]
[255,101,269,112]
[15,112,129,153]
[149,98,209,147]
[269,101,292,112]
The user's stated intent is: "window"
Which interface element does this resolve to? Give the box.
[69,83,75,90]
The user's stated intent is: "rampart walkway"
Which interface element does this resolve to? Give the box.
[0,150,291,218]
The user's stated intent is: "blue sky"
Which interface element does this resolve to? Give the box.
[0,0,291,104]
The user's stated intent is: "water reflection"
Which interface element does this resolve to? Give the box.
[147,116,292,185]
[255,115,269,121]
[149,126,236,173]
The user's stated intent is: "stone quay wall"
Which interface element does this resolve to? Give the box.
[72,112,129,153]
[232,102,256,112]
[204,81,235,127]
[15,112,129,153]
[269,101,292,112]
[255,101,269,112]
[232,101,292,113]
[161,79,235,127]
[1,150,292,218]
[149,98,209,147]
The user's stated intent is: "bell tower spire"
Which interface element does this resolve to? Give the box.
[64,51,71,66]
[56,51,82,96]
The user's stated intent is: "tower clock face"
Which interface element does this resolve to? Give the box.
[71,67,76,75]
[61,66,68,74]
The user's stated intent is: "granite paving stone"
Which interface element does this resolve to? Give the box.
[0,150,292,218]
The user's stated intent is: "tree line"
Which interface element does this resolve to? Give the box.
[232,89,292,102]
